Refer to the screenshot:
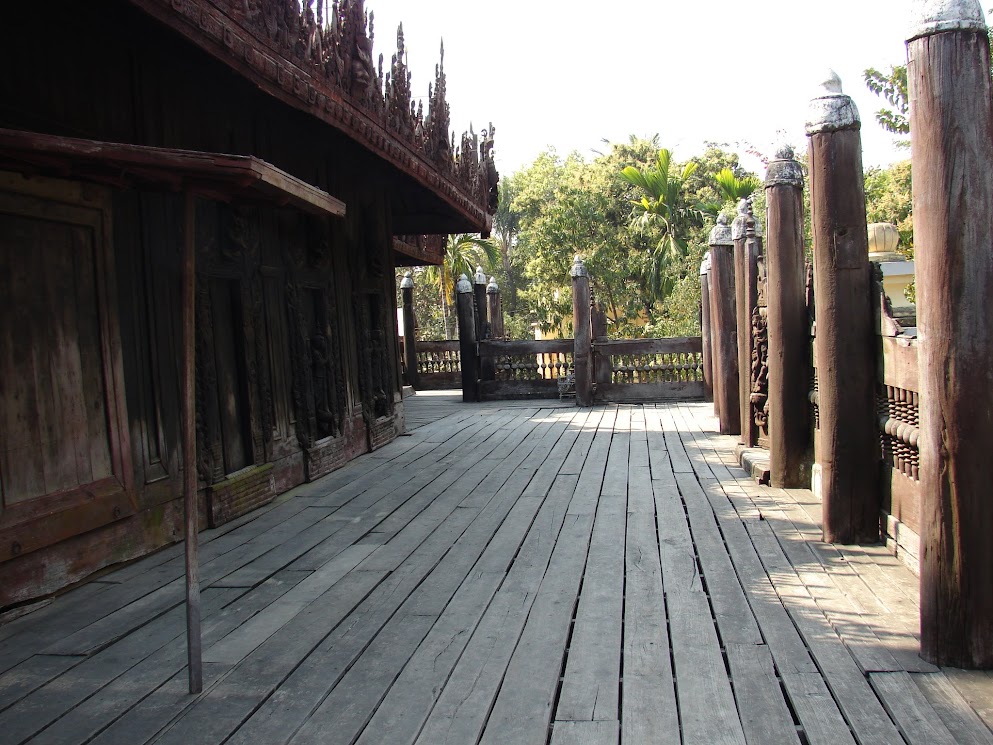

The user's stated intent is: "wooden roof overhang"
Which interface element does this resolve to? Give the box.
[123,0,494,239]
[0,128,346,217]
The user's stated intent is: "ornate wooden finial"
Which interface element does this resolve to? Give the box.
[570,255,588,278]
[765,144,804,188]
[732,198,763,240]
[474,265,487,285]
[400,271,414,289]
[908,0,986,41]
[806,69,860,135]
[709,213,733,247]
[487,276,499,294]
[456,273,472,293]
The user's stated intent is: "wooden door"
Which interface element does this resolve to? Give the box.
[208,278,252,475]
[0,181,133,562]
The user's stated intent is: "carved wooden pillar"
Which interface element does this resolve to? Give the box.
[399,271,418,389]
[455,274,479,402]
[571,256,593,407]
[764,147,809,488]
[733,200,761,447]
[908,0,993,668]
[700,254,714,403]
[487,276,503,339]
[806,71,878,544]
[709,216,739,435]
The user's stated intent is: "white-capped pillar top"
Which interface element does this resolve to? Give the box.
[474,266,487,285]
[908,0,987,41]
[709,214,733,247]
[456,273,473,293]
[806,70,861,135]
[732,198,763,240]
[765,144,805,188]
[700,252,711,276]
[400,270,414,289]
[487,276,499,294]
[570,255,588,278]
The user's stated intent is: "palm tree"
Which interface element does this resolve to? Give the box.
[619,148,707,305]
[713,168,760,205]
[423,234,499,339]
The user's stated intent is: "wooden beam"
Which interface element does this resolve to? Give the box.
[181,190,202,693]
[764,147,810,488]
[908,0,993,668]
[0,128,345,218]
[709,217,740,435]
[806,72,879,544]
[700,256,714,402]
[571,257,592,407]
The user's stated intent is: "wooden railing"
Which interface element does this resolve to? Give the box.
[876,330,920,548]
[414,341,461,390]
[593,337,704,402]
[478,339,574,400]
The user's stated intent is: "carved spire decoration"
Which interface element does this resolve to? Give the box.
[227,0,496,215]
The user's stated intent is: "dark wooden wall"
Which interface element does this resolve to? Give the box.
[0,2,406,606]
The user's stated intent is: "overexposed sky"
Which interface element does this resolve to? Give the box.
[360,0,923,176]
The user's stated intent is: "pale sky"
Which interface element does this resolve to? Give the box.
[360,0,927,177]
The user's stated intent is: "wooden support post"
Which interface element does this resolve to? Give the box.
[700,254,714,403]
[455,274,479,402]
[806,71,878,544]
[764,146,810,488]
[733,200,761,447]
[473,266,489,341]
[592,298,611,387]
[181,190,202,694]
[400,271,418,389]
[908,0,993,668]
[571,256,593,407]
[487,276,503,339]
[709,216,739,435]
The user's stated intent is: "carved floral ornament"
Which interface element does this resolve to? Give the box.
[171,0,498,218]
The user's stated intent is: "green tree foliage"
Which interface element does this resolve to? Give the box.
[422,234,499,339]
[863,65,909,137]
[864,159,913,256]
[499,139,759,338]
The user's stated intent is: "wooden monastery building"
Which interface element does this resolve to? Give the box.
[0,0,497,608]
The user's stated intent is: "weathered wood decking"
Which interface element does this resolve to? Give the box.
[1,397,992,745]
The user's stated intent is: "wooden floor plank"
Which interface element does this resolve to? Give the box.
[871,671,959,745]
[914,672,993,745]
[727,643,802,745]
[622,467,679,744]
[550,719,619,745]
[413,473,581,745]
[555,430,627,722]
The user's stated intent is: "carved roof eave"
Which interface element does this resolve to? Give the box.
[128,0,492,233]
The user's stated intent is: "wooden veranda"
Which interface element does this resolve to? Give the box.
[2,395,990,745]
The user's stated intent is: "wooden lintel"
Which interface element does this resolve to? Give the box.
[0,128,346,218]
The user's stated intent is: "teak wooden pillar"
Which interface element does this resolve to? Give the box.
[571,256,593,407]
[733,201,761,447]
[908,0,993,668]
[708,216,739,434]
[456,274,479,403]
[181,190,202,694]
[764,147,809,488]
[400,272,418,388]
[806,72,878,544]
[592,300,611,387]
[700,254,714,403]
[473,266,489,341]
[486,277,503,339]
